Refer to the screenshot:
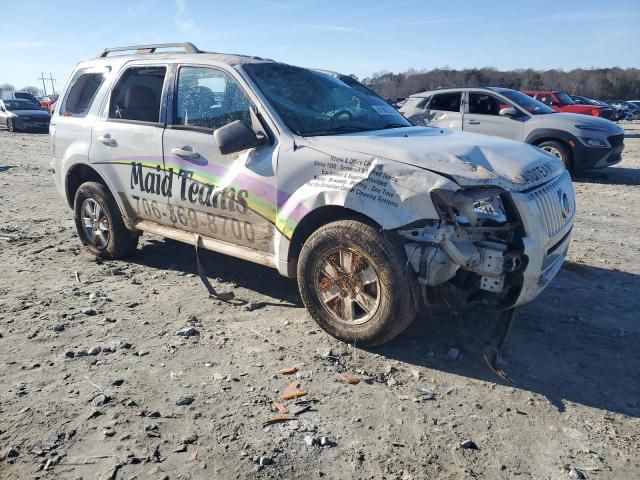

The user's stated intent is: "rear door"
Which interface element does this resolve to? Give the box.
[424,91,463,130]
[89,63,172,225]
[162,64,278,253]
[463,91,524,141]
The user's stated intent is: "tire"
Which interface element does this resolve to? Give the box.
[297,219,417,346]
[7,118,16,132]
[73,181,139,259]
[538,140,572,170]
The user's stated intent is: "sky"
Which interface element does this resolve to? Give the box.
[1,0,638,95]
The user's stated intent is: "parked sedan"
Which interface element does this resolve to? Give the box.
[0,98,51,132]
[609,101,640,120]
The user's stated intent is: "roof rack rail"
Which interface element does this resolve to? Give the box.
[97,42,201,58]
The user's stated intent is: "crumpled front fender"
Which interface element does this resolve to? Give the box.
[276,144,459,239]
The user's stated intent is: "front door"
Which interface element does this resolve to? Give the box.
[463,92,524,141]
[162,64,278,253]
[89,64,172,225]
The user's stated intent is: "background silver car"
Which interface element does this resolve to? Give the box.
[400,87,625,171]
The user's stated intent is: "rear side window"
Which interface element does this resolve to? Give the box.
[403,97,430,110]
[429,93,461,112]
[108,66,166,123]
[416,97,430,109]
[61,72,104,117]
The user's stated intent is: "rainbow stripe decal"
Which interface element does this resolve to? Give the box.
[101,156,308,239]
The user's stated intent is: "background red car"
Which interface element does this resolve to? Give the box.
[522,90,614,119]
[39,95,59,111]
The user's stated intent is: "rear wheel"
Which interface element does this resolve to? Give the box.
[74,181,139,259]
[297,220,417,346]
[539,140,572,170]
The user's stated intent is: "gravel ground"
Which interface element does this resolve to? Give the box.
[0,123,639,480]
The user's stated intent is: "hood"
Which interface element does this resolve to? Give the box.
[12,109,50,118]
[305,126,563,191]
[548,112,621,132]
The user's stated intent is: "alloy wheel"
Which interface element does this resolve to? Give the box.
[80,198,110,248]
[313,247,381,325]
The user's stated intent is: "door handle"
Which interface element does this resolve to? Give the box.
[171,146,200,160]
[467,120,480,125]
[97,134,116,146]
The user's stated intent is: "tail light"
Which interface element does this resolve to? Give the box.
[591,108,601,117]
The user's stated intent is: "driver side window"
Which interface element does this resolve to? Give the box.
[175,66,252,130]
[468,93,503,115]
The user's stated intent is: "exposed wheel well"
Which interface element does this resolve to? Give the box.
[65,164,107,208]
[287,206,380,262]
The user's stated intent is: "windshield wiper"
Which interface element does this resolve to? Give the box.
[381,123,409,130]
[301,125,370,136]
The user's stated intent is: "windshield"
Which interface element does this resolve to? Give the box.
[243,63,411,136]
[499,90,555,115]
[3,99,40,110]
[555,92,575,105]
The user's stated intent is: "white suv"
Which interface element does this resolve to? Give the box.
[50,43,575,346]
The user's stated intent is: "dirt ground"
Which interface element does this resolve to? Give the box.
[1,123,639,480]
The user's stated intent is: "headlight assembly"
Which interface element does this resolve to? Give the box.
[578,137,609,148]
[431,188,507,226]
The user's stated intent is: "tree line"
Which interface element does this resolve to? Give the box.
[361,67,640,101]
[0,84,44,96]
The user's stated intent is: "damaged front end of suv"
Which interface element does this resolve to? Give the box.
[399,168,575,312]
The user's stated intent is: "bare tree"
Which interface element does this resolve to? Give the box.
[0,83,15,92]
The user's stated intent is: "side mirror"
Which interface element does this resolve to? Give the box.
[213,120,264,155]
[0,107,4,112]
[499,107,518,117]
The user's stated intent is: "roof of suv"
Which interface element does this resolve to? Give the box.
[81,42,277,70]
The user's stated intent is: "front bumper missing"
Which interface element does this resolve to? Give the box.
[509,170,575,306]
[401,170,575,309]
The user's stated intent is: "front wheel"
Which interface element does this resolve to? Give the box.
[538,140,572,170]
[297,219,417,346]
[74,181,139,259]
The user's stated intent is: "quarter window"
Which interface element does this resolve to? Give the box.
[175,66,252,130]
[429,93,461,112]
[108,66,166,123]
[61,72,104,117]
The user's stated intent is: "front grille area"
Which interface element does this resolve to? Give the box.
[608,134,624,148]
[527,171,575,239]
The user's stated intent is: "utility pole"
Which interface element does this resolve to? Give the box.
[38,72,48,96]
[48,73,57,95]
